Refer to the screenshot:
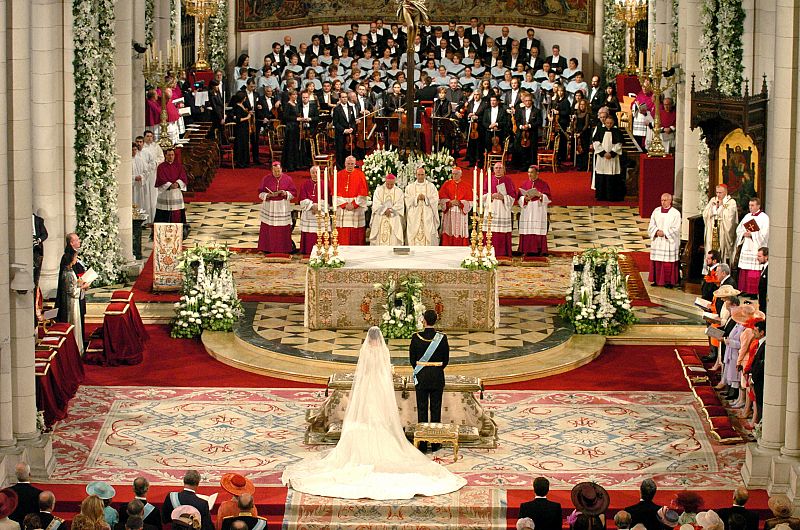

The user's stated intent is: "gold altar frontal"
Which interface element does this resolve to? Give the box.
[304,373,498,449]
[304,246,499,331]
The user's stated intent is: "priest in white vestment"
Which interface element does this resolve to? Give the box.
[648,193,682,287]
[405,167,440,246]
[140,131,163,223]
[735,197,769,294]
[702,184,738,270]
[517,165,552,256]
[131,143,155,223]
[369,173,405,246]
[481,162,516,257]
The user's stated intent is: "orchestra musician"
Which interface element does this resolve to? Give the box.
[433,86,456,154]
[513,91,540,169]
[458,90,486,166]
[383,81,405,149]
[228,92,251,168]
[298,91,320,167]
[333,91,356,169]
[242,77,266,165]
[281,89,302,171]
[550,84,572,164]
[481,93,510,158]
[318,80,338,113]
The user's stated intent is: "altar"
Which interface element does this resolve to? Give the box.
[304,246,499,331]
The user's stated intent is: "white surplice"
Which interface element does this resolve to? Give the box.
[736,211,770,271]
[648,206,682,263]
[370,184,406,246]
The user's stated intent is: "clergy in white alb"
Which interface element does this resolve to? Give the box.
[257,161,298,254]
[517,165,552,256]
[702,184,738,269]
[735,197,770,294]
[298,166,330,255]
[131,143,154,224]
[481,162,516,257]
[648,193,682,287]
[369,173,406,246]
[438,167,473,246]
[141,131,163,221]
[405,167,440,246]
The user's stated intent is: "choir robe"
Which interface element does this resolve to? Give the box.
[153,159,188,225]
[702,195,738,268]
[517,177,552,255]
[439,178,473,246]
[257,172,297,254]
[405,180,440,246]
[334,168,369,245]
[648,206,682,286]
[480,174,516,257]
[369,184,405,246]
[298,179,330,255]
[735,210,770,294]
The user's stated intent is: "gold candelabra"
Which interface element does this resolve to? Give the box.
[637,44,675,158]
[469,208,494,259]
[142,42,181,150]
[614,0,648,75]
[182,0,219,71]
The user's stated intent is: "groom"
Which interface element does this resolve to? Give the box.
[409,309,450,452]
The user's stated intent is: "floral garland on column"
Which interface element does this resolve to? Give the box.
[716,0,745,96]
[208,0,228,72]
[602,0,625,82]
[73,0,124,285]
[697,140,710,211]
[145,0,154,46]
[698,0,717,90]
[169,0,177,43]
[671,0,679,53]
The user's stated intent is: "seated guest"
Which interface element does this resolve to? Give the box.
[764,495,800,530]
[215,475,257,530]
[569,482,609,530]
[695,511,724,530]
[115,502,157,530]
[518,477,562,530]
[21,515,40,530]
[161,471,212,530]
[0,489,20,530]
[35,492,62,530]
[624,479,660,530]
[674,492,704,527]
[614,511,632,530]
[716,488,760,530]
[8,464,41,524]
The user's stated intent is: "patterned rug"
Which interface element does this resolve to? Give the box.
[47,386,743,490]
[283,487,506,530]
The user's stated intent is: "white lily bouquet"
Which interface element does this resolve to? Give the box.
[461,248,498,270]
[558,247,636,335]
[375,275,426,339]
[308,245,345,269]
[362,148,402,193]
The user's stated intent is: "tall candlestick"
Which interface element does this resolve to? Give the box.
[479,169,484,214]
[333,167,338,212]
[639,50,643,72]
[472,167,478,214]
[323,167,329,211]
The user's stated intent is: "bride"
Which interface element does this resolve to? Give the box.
[281,326,467,500]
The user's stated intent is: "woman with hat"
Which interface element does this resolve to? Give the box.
[714,301,751,399]
[172,506,201,530]
[729,305,765,411]
[215,474,257,530]
[764,495,800,530]
[672,491,704,527]
[73,495,110,530]
[569,482,610,529]
[0,488,19,530]
[86,482,118,528]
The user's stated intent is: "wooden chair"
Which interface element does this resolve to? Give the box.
[268,125,285,164]
[311,133,334,173]
[484,136,510,170]
[537,134,560,173]
[220,123,236,169]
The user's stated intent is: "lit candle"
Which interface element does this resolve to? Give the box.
[638,50,643,72]
[333,166,338,212]
[323,167,329,211]
[478,169,484,214]
[472,166,477,214]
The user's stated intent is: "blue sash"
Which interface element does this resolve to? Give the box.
[252,520,267,530]
[169,492,182,510]
[143,503,156,520]
[413,332,443,385]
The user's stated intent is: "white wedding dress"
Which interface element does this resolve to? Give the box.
[281,327,467,500]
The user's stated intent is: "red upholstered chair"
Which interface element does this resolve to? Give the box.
[92,302,144,367]
[34,359,69,428]
[44,322,74,336]
[111,290,148,339]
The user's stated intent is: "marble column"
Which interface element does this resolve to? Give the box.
[156,0,171,46]
[116,0,135,265]
[227,0,237,78]
[592,0,604,77]
[132,0,146,137]
[62,0,76,234]
[678,0,703,227]
[741,0,756,83]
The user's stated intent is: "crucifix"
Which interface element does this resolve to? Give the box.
[397,0,429,152]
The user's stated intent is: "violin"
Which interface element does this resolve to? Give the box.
[346,130,354,152]
[469,118,479,140]
[490,132,502,154]
[521,127,531,148]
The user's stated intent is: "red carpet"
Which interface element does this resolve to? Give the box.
[187,165,637,207]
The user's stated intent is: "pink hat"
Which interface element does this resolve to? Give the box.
[171,505,201,522]
[385,173,396,180]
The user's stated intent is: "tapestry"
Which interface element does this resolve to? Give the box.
[236,0,594,33]
[48,386,744,489]
[152,223,183,292]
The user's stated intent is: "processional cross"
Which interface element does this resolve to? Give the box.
[397,0,429,152]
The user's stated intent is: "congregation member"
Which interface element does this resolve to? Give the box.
[56,246,84,350]
[161,471,213,530]
[0,490,19,530]
[119,478,160,530]
[86,482,118,527]
[7,464,40,525]
[648,193,681,288]
[257,162,297,254]
[154,149,189,237]
[757,247,768,313]
[36,492,61,530]
[764,495,800,530]
[228,93,251,169]
[215,474,257,530]
[624,479,661,530]
[746,320,767,429]
[298,166,328,255]
[481,162,516,257]
[405,166,440,246]
[438,167,473,246]
[716,488,760,530]
[517,165,552,257]
[592,115,625,201]
[518,476,562,530]
[702,184,738,268]
[369,173,405,246]
[735,197,769,295]
[334,156,369,244]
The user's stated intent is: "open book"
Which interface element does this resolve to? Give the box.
[196,492,218,511]
[81,268,99,286]
[705,326,725,339]
[694,297,712,310]
[702,311,721,323]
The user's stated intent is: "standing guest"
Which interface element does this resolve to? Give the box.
[204,80,225,142]
[334,156,369,245]
[648,193,681,287]
[405,166,440,246]
[141,132,164,205]
[592,115,624,201]
[369,173,405,246]
[133,137,157,223]
[439,167,473,246]
[746,320,767,429]
[757,247,768,313]
[281,90,302,171]
[160,471,212,530]
[86,483,118,528]
[701,251,722,302]
[333,92,356,169]
[764,495,800,530]
[154,149,189,237]
[631,81,654,150]
[735,197,769,295]
[517,166,552,257]
[215,474,257,530]
[573,99,592,171]
[228,92,251,169]
[408,310,449,452]
[518,477,563,530]
[481,162,516,257]
[119,478,160,530]
[257,162,297,254]
[32,211,47,289]
[8,464,41,525]
[56,247,83,350]
[298,166,328,255]
[624,479,660,530]
[716,487,760,530]
[702,185,738,268]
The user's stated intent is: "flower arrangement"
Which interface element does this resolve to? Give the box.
[308,246,345,268]
[697,140,710,211]
[716,0,744,97]
[208,0,228,72]
[421,149,456,188]
[172,244,243,338]
[461,249,498,270]
[671,0,679,54]
[362,148,402,194]
[559,248,636,335]
[73,0,124,286]
[602,0,625,82]
[145,0,155,46]
[375,275,425,339]
[698,0,717,91]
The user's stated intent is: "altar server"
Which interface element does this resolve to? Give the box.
[592,115,625,201]
[735,197,770,295]
[369,173,405,246]
[132,143,152,222]
[517,166,552,256]
[439,167,473,246]
[405,166,440,246]
[154,149,189,236]
[702,184,738,269]
[257,162,297,254]
[334,156,369,245]
[298,166,329,255]
[481,162,516,257]
[648,193,682,287]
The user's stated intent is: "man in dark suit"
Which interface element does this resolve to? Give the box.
[281,36,297,58]
[513,92,540,169]
[332,93,356,169]
[518,477,562,530]
[757,247,768,313]
[161,471,213,530]
[32,213,48,288]
[37,491,63,530]
[519,28,541,58]
[714,263,736,315]
[8,463,42,524]
[588,75,604,115]
[481,94,511,153]
[624,478,661,530]
[120,478,161,530]
[205,80,225,142]
[717,487,760,530]
[409,310,449,452]
[458,90,487,166]
[545,45,568,75]
[116,501,159,530]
